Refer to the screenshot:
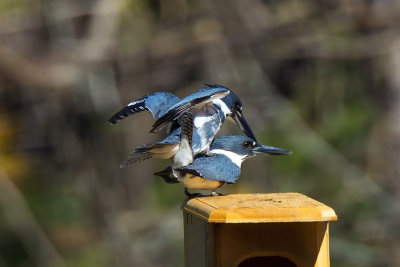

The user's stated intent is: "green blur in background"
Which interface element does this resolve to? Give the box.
[0,0,399,266]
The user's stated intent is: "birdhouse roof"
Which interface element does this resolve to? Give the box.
[183,193,337,223]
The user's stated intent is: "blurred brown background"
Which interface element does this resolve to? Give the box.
[1,0,400,266]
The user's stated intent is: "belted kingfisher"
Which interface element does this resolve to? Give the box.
[108,85,231,137]
[112,84,258,167]
[150,84,257,142]
[155,135,292,196]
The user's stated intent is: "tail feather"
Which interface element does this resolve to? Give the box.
[172,112,194,168]
[120,143,155,168]
[120,151,152,168]
[120,142,179,167]
[180,112,194,147]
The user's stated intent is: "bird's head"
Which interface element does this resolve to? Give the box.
[211,135,292,161]
[219,89,258,142]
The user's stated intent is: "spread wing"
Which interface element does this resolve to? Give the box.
[150,87,229,133]
[176,154,240,184]
[108,92,180,124]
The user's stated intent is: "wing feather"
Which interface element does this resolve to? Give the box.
[109,97,147,124]
[150,88,229,133]
[109,92,180,124]
[176,154,240,184]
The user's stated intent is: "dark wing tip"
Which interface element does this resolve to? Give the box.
[108,117,118,124]
[108,112,126,124]
[108,97,148,125]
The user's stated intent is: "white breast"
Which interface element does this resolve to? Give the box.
[172,138,193,168]
[194,116,214,128]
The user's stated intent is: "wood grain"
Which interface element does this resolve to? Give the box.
[183,193,337,223]
[183,193,337,266]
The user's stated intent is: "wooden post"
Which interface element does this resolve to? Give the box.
[182,193,337,267]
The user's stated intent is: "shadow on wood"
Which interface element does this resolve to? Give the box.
[182,193,337,267]
[238,256,296,267]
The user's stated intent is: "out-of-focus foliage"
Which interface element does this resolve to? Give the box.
[0,0,399,266]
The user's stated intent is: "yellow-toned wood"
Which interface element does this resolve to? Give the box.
[184,193,337,223]
[315,223,330,267]
[218,222,328,266]
[183,212,211,267]
[183,193,337,267]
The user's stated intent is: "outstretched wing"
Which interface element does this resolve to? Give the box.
[150,87,229,133]
[109,92,180,124]
[176,154,240,184]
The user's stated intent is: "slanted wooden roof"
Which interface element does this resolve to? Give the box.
[183,193,337,223]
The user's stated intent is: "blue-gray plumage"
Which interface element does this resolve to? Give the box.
[108,92,180,131]
[120,110,225,167]
[209,135,292,158]
[150,87,229,132]
[150,84,257,142]
[110,84,258,171]
[177,154,241,184]
[170,135,291,195]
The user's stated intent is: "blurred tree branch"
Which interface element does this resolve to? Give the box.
[0,165,67,267]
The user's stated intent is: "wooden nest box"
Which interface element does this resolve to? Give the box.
[182,193,337,267]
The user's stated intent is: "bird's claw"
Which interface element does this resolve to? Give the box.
[206,151,217,157]
[185,188,203,198]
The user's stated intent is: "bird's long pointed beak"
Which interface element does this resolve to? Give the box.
[253,145,292,156]
[232,111,258,142]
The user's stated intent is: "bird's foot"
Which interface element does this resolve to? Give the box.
[211,191,223,196]
[206,151,217,157]
[185,188,203,198]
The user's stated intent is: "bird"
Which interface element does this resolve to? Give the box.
[108,85,230,136]
[150,84,258,143]
[155,135,292,197]
[113,84,258,167]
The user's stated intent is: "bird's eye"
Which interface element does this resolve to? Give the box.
[243,141,252,147]
[243,141,256,148]
[234,102,242,111]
